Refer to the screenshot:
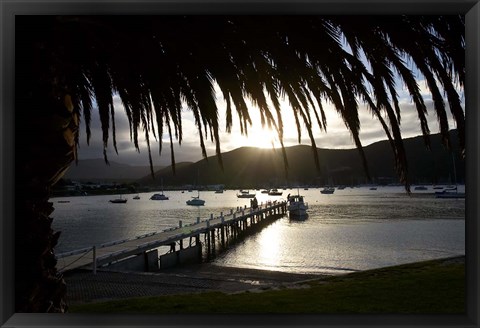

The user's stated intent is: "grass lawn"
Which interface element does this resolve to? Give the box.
[69,257,465,314]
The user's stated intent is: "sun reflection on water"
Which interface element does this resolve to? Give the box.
[52,187,465,274]
[255,222,284,269]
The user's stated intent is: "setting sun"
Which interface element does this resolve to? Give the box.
[234,126,280,149]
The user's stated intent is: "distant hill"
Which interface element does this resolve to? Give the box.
[138,130,464,188]
[63,159,166,182]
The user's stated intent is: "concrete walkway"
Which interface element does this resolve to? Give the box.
[63,256,465,307]
[63,264,325,306]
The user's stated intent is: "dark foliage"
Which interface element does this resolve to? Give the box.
[17,15,465,191]
[14,15,465,312]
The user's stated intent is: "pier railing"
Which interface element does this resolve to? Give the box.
[55,200,287,273]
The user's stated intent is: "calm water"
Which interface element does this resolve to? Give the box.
[51,186,465,275]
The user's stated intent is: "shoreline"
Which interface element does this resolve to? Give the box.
[64,255,464,306]
[63,262,330,306]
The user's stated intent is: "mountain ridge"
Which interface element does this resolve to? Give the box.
[138,130,464,188]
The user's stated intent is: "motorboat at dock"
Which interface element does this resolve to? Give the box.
[287,194,308,219]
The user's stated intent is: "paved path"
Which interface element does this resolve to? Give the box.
[64,256,465,307]
[64,264,325,306]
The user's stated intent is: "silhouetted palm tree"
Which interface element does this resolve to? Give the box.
[15,15,464,312]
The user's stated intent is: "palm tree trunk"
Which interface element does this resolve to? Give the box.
[15,87,78,312]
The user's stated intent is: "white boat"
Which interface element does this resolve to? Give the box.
[287,194,308,218]
[109,195,127,203]
[186,191,205,206]
[150,193,169,200]
[268,188,283,196]
[320,187,335,194]
[237,190,256,198]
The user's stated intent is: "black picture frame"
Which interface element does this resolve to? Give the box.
[1,1,478,327]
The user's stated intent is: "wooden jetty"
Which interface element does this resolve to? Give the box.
[56,201,287,274]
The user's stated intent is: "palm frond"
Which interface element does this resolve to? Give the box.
[23,15,464,191]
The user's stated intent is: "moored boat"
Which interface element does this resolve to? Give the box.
[186,190,205,206]
[320,187,335,194]
[151,178,169,200]
[435,186,458,194]
[186,189,205,205]
[287,194,308,218]
[414,186,428,191]
[435,155,464,199]
[435,187,465,199]
[436,191,465,199]
[150,193,168,200]
[186,197,205,206]
[237,190,256,198]
[268,188,283,196]
[109,196,127,203]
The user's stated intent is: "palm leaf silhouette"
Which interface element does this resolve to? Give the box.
[15,15,465,312]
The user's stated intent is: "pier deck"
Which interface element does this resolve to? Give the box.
[56,201,287,273]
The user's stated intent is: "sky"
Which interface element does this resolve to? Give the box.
[76,78,462,167]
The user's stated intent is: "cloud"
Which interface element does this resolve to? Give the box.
[76,81,463,167]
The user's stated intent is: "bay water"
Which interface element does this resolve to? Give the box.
[51,186,465,275]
